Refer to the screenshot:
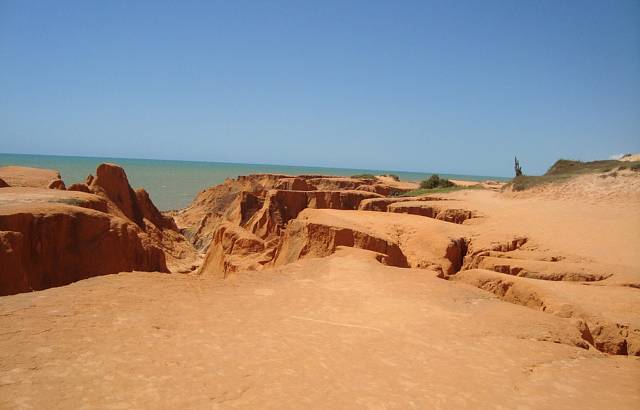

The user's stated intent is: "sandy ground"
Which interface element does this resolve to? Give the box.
[0,166,61,188]
[375,175,419,190]
[446,188,640,267]
[1,174,639,408]
[620,154,640,162]
[1,249,638,409]
[505,170,640,203]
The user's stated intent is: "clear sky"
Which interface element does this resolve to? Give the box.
[1,0,638,176]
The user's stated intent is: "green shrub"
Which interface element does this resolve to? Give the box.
[352,174,376,180]
[420,174,455,189]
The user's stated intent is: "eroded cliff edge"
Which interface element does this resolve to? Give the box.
[0,163,198,295]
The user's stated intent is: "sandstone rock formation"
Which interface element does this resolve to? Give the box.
[245,189,382,240]
[135,188,178,231]
[0,165,63,188]
[0,163,197,295]
[387,201,476,224]
[88,163,145,226]
[198,222,271,277]
[452,269,640,355]
[176,173,407,252]
[47,178,66,190]
[0,178,9,188]
[187,173,493,280]
[185,171,640,360]
[272,209,467,274]
[67,182,91,193]
[187,174,420,277]
[0,204,166,296]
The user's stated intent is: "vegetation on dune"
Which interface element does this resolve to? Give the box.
[397,174,477,196]
[351,173,377,180]
[545,159,638,175]
[419,174,455,189]
[352,173,400,181]
[56,198,84,206]
[509,158,640,191]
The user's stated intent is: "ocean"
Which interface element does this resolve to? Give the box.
[0,153,509,211]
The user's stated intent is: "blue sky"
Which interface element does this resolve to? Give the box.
[1,0,638,176]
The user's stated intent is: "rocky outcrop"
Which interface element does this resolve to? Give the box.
[355,183,407,196]
[451,269,640,355]
[468,255,612,282]
[358,196,450,210]
[271,209,468,275]
[245,190,382,239]
[135,188,178,231]
[178,173,422,278]
[358,197,417,212]
[173,174,288,250]
[0,187,110,214]
[0,166,63,188]
[273,177,315,191]
[67,183,91,193]
[184,173,418,276]
[357,197,478,225]
[198,222,272,277]
[273,219,408,268]
[0,205,167,296]
[85,164,196,272]
[435,208,474,224]
[388,202,475,224]
[83,164,178,234]
[175,174,391,251]
[0,178,9,188]
[305,177,367,191]
[0,163,198,295]
[223,191,265,227]
[47,179,66,190]
[89,163,145,227]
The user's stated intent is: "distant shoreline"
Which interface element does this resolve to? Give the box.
[0,152,510,210]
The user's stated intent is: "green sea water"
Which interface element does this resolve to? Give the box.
[0,153,509,211]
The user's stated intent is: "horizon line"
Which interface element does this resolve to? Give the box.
[0,151,514,179]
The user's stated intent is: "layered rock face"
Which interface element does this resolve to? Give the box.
[175,174,408,252]
[88,163,145,226]
[178,174,414,277]
[272,209,467,274]
[199,222,273,277]
[182,173,471,278]
[0,206,166,296]
[244,189,383,239]
[0,164,196,296]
